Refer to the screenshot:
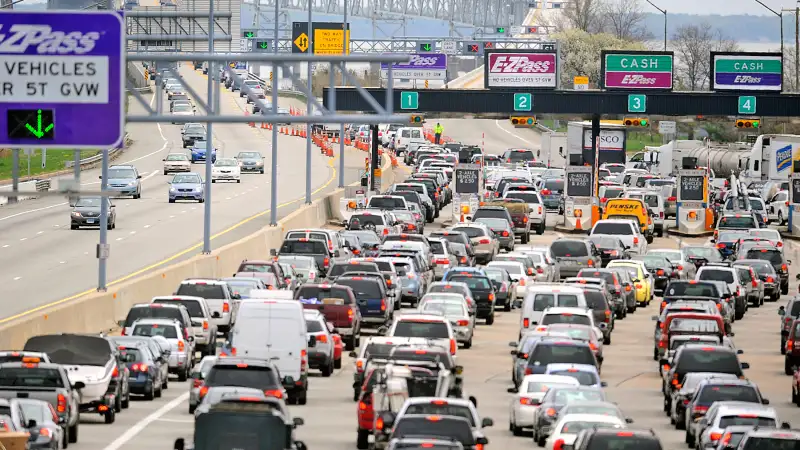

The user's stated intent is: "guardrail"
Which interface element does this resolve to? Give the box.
[64,133,131,169]
[246,71,312,104]
[35,180,51,192]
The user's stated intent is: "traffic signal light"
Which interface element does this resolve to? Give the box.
[496,27,506,33]
[510,116,536,127]
[410,115,424,124]
[735,118,760,128]
[418,42,432,52]
[527,26,538,33]
[467,44,480,53]
[623,117,649,127]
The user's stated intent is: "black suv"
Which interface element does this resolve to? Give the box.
[199,357,283,412]
[572,428,663,450]
[742,245,790,294]
[683,378,767,447]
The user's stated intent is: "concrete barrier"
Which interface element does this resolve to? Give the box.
[0,162,399,349]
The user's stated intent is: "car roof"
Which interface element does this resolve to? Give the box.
[528,285,584,294]
[543,307,590,315]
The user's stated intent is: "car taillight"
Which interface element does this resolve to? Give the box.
[301,349,307,370]
[184,328,189,339]
[193,378,203,388]
[488,293,495,301]
[203,321,208,330]
[380,299,386,311]
[356,360,364,372]
[324,257,330,267]
[57,394,66,413]
[660,212,664,219]
[525,367,533,375]
[538,206,542,214]
[693,405,708,414]
[223,302,230,313]
[523,318,530,328]
[434,258,449,265]
[783,264,788,272]
[231,347,237,356]
[587,259,594,267]
[264,389,283,398]
[317,334,328,343]
[767,276,775,283]
[383,228,389,235]
[633,237,639,244]
[120,329,126,336]
[778,241,784,247]
[657,269,664,276]
[450,339,456,355]
[668,196,676,201]
[502,230,509,237]
[178,341,185,351]
[545,408,556,417]
[710,432,722,441]
[671,373,679,386]
[112,367,119,377]
[199,386,208,398]
[721,433,732,445]
[716,243,727,249]
[788,340,794,351]
[359,401,368,411]
[460,257,467,264]
[589,342,597,351]
[348,309,354,322]
[386,279,392,287]
[457,320,469,326]
[542,189,551,195]
[479,238,490,244]
[604,310,611,322]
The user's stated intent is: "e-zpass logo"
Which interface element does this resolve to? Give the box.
[0,24,100,55]
[407,55,440,66]
[776,144,793,172]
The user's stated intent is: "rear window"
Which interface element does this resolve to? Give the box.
[603,188,624,199]
[176,283,225,299]
[205,365,280,390]
[451,227,485,238]
[369,197,405,209]
[239,264,275,273]
[491,263,522,275]
[697,384,760,403]
[676,349,742,374]
[118,347,145,362]
[429,241,444,254]
[719,415,776,428]
[364,343,394,360]
[544,179,564,191]
[280,240,327,255]
[587,435,662,450]
[668,318,720,334]
[295,286,353,304]
[745,249,783,265]
[125,306,183,327]
[552,388,605,403]
[392,417,473,446]
[719,216,756,228]
[533,294,580,311]
[403,403,475,426]
[698,269,734,284]
[132,324,178,339]
[577,270,615,286]
[286,232,327,242]
[394,320,449,339]
[507,150,535,162]
[506,192,540,203]
[305,319,324,333]
[329,263,379,277]
[550,370,598,386]
[665,282,719,298]
[0,368,63,388]
[592,223,634,235]
[448,276,491,290]
[550,241,588,257]
[742,437,800,449]
[153,299,204,317]
[352,214,386,227]
[336,279,382,298]
[541,313,591,326]
[583,291,609,310]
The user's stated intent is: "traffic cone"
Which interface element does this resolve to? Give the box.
[261,122,267,129]
[575,215,582,231]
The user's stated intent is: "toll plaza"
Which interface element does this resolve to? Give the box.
[562,166,594,232]
[674,169,711,235]
[790,173,800,236]
[453,163,481,223]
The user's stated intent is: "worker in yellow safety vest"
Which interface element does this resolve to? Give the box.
[434,123,444,145]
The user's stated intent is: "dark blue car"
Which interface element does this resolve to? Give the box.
[118,343,166,400]
[715,230,749,259]
[335,275,390,329]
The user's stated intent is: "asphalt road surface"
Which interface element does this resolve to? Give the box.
[0,65,366,319]
[55,118,800,450]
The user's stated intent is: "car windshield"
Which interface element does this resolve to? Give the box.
[746,249,783,265]
[215,159,237,167]
[75,197,102,207]
[132,324,178,339]
[550,241,588,257]
[719,216,756,228]
[506,192,540,203]
[549,370,599,386]
[173,174,201,184]
[665,282,718,297]
[507,150,535,161]
[108,168,135,179]
[452,227,485,238]
[593,223,633,235]
[448,276,491,290]
[166,154,188,161]
[237,152,261,159]
[193,142,208,150]
[544,179,564,191]
[685,247,723,261]
[698,269,734,284]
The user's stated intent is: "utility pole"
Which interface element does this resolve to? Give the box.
[757,1,784,88]
[645,0,667,51]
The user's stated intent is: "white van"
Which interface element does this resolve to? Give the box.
[229,299,311,404]
[519,285,587,337]
[394,127,426,155]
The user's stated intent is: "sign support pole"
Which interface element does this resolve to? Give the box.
[10,149,18,204]
[203,0,216,253]
[73,150,80,184]
[370,124,379,191]
[305,0,313,204]
[98,149,108,292]
[270,0,279,226]
[338,0,348,188]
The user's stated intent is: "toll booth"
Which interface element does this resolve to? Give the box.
[676,169,710,235]
[452,163,481,223]
[790,173,800,236]
[563,166,594,232]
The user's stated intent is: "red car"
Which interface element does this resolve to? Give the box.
[357,366,384,449]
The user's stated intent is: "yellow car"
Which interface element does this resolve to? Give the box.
[607,260,653,306]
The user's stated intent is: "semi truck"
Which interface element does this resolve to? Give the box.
[566,121,627,166]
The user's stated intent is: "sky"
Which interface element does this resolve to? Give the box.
[644,0,786,15]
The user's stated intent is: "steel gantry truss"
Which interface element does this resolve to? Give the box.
[249,37,556,53]
[246,0,530,28]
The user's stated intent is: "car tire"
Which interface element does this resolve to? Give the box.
[538,223,545,235]
[521,233,529,244]
[779,211,785,225]
[334,357,342,370]
[122,388,130,408]
[144,382,155,400]
[236,179,241,183]
[486,313,494,325]
[199,198,205,203]
[71,224,78,230]
[162,373,169,389]
[783,284,790,295]
[68,419,78,444]
[164,171,169,175]
[782,339,788,355]
[260,169,265,174]
[169,198,175,203]
[356,430,369,449]
[297,388,308,405]
[178,367,188,382]
[504,301,511,312]
[104,409,115,424]
[464,337,472,349]
[114,389,122,412]
[111,220,116,230]
[62,425,70,448]
[321,360,333,377]
[604,334,611,345]
[786,358,794,376]
[685,430,694,446]
[189,404,196,414]
[212,179,216,183]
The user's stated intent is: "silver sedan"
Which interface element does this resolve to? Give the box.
[418,296,475,348]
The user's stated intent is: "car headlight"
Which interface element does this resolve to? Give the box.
[127,181,136,187]
[71,212,82,217]
[170,188,176,193]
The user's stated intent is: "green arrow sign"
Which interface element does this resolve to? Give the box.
[420,43,432,51]
[243,31,255,38]
[25,109,53,139]
[259,41,268,49]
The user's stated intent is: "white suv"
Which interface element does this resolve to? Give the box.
[539,307,606,343]
[519,286,588,336]
[589,219,647,255]
[387,312,457,356]
[130,318,195,381]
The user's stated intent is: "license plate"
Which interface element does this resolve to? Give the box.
[86,219,95,224]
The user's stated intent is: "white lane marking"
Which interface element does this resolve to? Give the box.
[12,277,20,281]
[494,119,533,144]
[116,237,124,241]
[169,215,175,218]
[0,202,68,222]
[670,236,687,248]
[103,391,190,450]
[36,231,43,235]
[116,92,169,166]
[143,224,151,229]
[225,197,231,200]
[129,231,136,235]
[2,245,8,248]
[181,210,187,214]
[59,261,66,264]
[154,418,194,424]
[19,237,26,241]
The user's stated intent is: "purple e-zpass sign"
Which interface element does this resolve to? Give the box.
[381,53,447,70]
[0,11,124,149]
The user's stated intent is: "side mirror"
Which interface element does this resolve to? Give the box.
[58,416,66,424]
[187,336,194,342]
[162,158,166,161]
[292,417,304,427]
[508,341,518,347]
[789,260,793,265]
[73,381,86,390]
[600,381,608,387]
[625,417,634,424]
[737,349,743,354]
[782,422,791,429]
[174,438,186,450]
[659,358,669,366]
[710,238,716,243]
[476,437,489,446]
[729,332,736,337]
[295,441,308,450]
[349,351,357,358]
[270,249,277,257]
[117,319,125,327]
[741,362,750,369]
[780,306,787,316]
[598,322,608,329]
[98,176,102,179]
[334,250,341,257]
[27,419,36,429]
[481,417,493,427]
[469,395,477,407]
[762,398,770,405]
[212,311,221,318]
[510,349,518,356]
[507,387,519,394]
[137,175,142,179]
[308,335,317,348]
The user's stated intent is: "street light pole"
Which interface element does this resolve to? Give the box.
[756,0,784,88]
[645,0,667,51]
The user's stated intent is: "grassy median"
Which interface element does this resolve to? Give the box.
[0,149,99,181]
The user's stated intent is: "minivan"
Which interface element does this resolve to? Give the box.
[229,299,311,404]
[520,285,587,337]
